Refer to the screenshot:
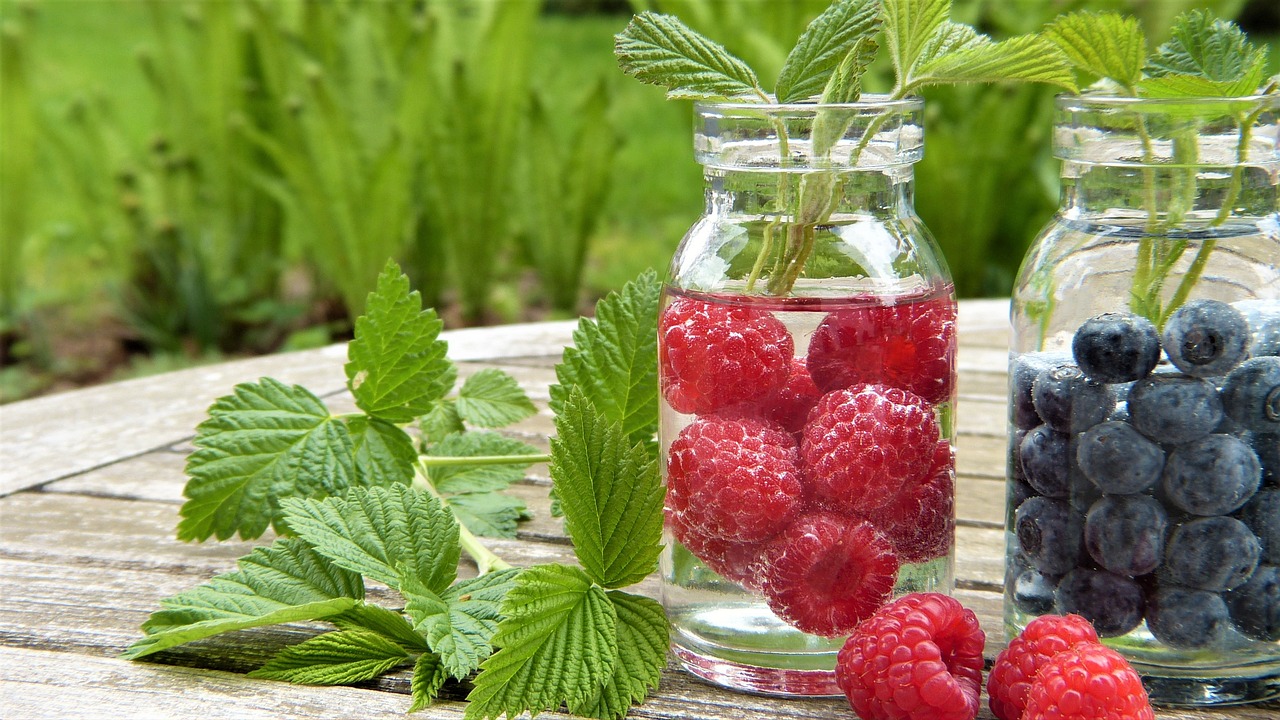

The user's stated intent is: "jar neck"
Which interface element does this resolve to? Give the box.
[704,166,916,220]
[1060,161,1278,228]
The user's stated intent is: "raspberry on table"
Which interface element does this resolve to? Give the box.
[720,358,821,434]
[1031,363,1114,434]
[758,512,899,637]
[1226,564,1280,641]
[806,296,957,404]
[987,613,1099,720]
[1054,569,1146,637]
[836,593,984,720]
[866,440,955,564]
[1146,586,1231,650]
[800,384,940,512]
[1015,496,1082,576]
[1022,643,1154,720]
[659,296,793,415]
[1161,434,1261,516]
[1019,425,1072,499]
[1076,420,1165,495]
[1163,299,1251,378]
[1239,489,1280,564]
[1084,494,1168,576]
[666,509,764,590]
[1072,312,1162,383]
[665,416,803,543]
[1127,374,1225,445]
[1162,516,1262,592]
[1221,356,1280,433]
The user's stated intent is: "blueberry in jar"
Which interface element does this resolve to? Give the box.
[1010,352,1065,430]
[1221,357,1280,433]
[1162,299,1250,377]
[1163,516,1261,592]
[1238,489,1280,565]
[1055,568,1146,637]
[1146,586,1231,650]
[1127,374,1224,445]
[1020,425,1072,498]
[1084,494,1168,576]
[1076,420,1165,494]
[1072,312,1162,383]
[1162,434,1261,516]
[1032,363,1114,433]
[1226,564,1280,641]
[1015,496,1082,575]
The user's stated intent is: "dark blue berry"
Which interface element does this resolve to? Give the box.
[1163,516,1261,592]
[1163,299,1250,377]
[1085,495,1168,576]
[1055,568,1146,637]
[1076,420,1165,494]
[1012,568,1061,615]
[1162,434,1261,516]
[1072,312,1162,383]
[1221,357,1280,433]
[1226,564,1280,641]
[1238,489,1280,565]
[1234,299,1280,358]
[1127,374,1224,445]
[1146,586,1231,649]
[1032,363,1114,433]
[1254,433,1279,488]
[1015,496,1082,575]
[1010,352,1066,430]
[1020,425,1071,498]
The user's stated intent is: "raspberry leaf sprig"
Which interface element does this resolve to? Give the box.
[128,264,669,718]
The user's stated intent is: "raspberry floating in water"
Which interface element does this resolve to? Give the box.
[865,440,955,564]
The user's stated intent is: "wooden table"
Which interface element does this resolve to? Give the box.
[0,300,1275,719]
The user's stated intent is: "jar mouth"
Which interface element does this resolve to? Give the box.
[1056,92,1280,114]
[695,94,924,114]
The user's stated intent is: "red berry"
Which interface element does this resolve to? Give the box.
[807,295,956,404]
[867,440,955,564]
[987,614,1100,720]
[801,384,941,512]
[660,296,794,414]
[836,593,985,720]
[720,359,822,434]
[667,509,765,590]
[758,512,899,636]
[666,416,803,543]
[1023,643,1155,720]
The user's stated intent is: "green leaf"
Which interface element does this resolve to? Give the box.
[463,565,618,720]
[903,32,1076,94]
[774,0,881,103]
[403,568,519,680]
[615,12,764,101]
[248,628,410,685]
[550,269,661,449]
[280,484,460,593]
[1139,73,1265,99]
[812,37,880,157]
[444,491,530,540]
[347,415,417,488]
[346,259,455,423]
[456,368,537,428]
[551,389,663,590]
[573,591,668,719]
[124,539,363,659]
[1044,10,1146,90]
[419,399,465,445]
[881,0,951,82]
[1145,10,1267,96]
[178,378,358,542]
[330,603,430,653]
[425,431,542,495]
[410,652,449,712]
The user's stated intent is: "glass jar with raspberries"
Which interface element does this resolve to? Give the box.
[659,98,957,696]
[1006,94,1280,706]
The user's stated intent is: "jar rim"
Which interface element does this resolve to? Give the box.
[1055,92,1280,112]
[695,93,924,114]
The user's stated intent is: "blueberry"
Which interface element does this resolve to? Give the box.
[1233,299,1280,357]
[1020,425,1071,498]
[1085,495,1168,576]
[1226,564,1280,641]
[1015,496,1082,575]
[1146,586,1231,649]
[1012,568,1062,615]
[1072,312,1162,383]
[1055,569,1146,637]
[1163,516,1261,592]
[1032,364,1115,433]
[1221,357,1280,433]
[1010,352,1066,430]
[1127,374,1224,445]
[1238,489,1280,565]
[1162,434,1261,516]
[1254,433,1279,487]
[1162,299,1250,377]
[1076,420,1165,494]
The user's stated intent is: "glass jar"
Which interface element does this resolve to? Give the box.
[1006,94,1280,706]
[659,98,956,696]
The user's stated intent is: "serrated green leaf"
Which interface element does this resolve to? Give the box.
[280,484,459,593]
[248,628,410,685]
[330,603,430,653]
[346,259,455,423]
[178,378,357,542]
[444,492,529,539]
[1146,10,1267,95]
[347,415,417,488]
[419,399,465,445]
[1044,11,1146,90]
[573,591,668,719]
[615,12,763,101]
[774,0,880,103]
[463,565,618,720]
[812,37,880,157]
[456,368,537,428]
[552,389,663,589]
[410,652,449,713]
[881,0,951,82]
[550,270,660,449]
[1139,73,1264,99]
[403,569,519,680]
[425,431,542,495]
[903,33,1076,94]
[124,539,363,659]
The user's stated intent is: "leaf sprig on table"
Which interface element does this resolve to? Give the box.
[126,261,668,719]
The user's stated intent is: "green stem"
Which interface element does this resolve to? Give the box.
[419,453,551,468]
[412,463,513,575]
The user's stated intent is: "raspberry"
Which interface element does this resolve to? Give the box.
[665,416,802,543]
[666,509,764,590]
[801,384,940,512]
[721,359,821,433]
[659,296,793,414]
[807,295,956,404]
[987,614,1099,720]
[866,440,955,564]
[1023,643,1154,720]
[836,593,985,720]
[758,512,899,636]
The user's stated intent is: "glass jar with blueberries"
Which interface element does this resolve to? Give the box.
[1006,94,1280,706]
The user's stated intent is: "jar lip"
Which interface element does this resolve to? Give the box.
[1055,92,1280,111]
[695,93,924,113]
